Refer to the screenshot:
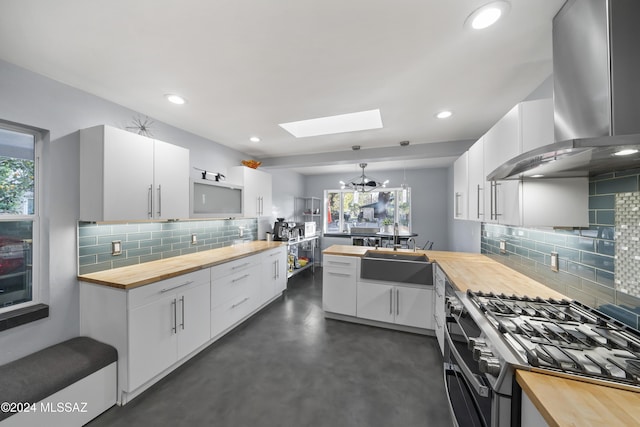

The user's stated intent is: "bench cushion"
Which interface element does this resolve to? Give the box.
[0,337,117,421]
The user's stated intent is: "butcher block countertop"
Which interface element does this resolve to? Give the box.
[323,245,565,299]
[78,240,285,289]
[517,370,640,427]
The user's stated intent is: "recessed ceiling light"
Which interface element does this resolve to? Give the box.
[279,109,383,138]
[465,1,510,30]
[530,174,544,178]
[613,148,639,156]
[165,94,186,105]
[249,136,261,143]
[436,110,453,119]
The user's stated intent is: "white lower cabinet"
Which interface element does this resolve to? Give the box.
[261,246,287,304]
[357,281,432,329]
[322,255,358,316]
[433,265,446,355]
[80,247,287,404]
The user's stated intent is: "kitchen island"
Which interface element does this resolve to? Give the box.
[322,245,640,427]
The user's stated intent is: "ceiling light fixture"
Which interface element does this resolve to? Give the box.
[436,110,453,119]
[249,136,261,143]
[165,94,186,105]
[279,109,383,138]
[530,174,545,178]
[613,148,639,156]
[465,1,510,30]
[339,146,389,193]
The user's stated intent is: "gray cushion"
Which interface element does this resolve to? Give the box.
[0,336,117,421]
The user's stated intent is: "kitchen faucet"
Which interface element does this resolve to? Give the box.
[407,237,416,252]
[393,222,401,251]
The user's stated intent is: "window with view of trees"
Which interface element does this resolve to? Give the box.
[324,188,411,234]
[0,125,38,311]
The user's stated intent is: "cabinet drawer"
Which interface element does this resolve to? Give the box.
[129,269,210,310]
[210,254,258,280]
[324,255,358,272]
[211,278,260,338]
[211,265,260,309]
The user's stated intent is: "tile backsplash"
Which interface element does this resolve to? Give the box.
[481,168,640,329]
[78,218,257,275]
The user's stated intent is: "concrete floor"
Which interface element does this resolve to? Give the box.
[89,269,452,427]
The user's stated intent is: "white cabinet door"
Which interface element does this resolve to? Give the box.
[128,294,178,391]
[395,286,432,329]
[228,166,273,218]
[467,138,485,222]
[322,255,357,316]
[153,139,190,220]
[261,247,286,304]
[356,282,395,324]
[80,125,190,221]
[453,152,469,220]
[177,280,211,360]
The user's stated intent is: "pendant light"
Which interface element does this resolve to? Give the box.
[339,146,389,192]
[400,141,409,202]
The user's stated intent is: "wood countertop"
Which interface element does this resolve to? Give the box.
[323,245,565,299]
[516,370,640,427]
[78,241,286,289]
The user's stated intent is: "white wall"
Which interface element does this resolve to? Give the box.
[0,59,256,364]
[269,169,305,224]
[304,167,450,256]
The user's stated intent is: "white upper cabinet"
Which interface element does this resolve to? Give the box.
[80,125,189,221]
[459,98,588,227]
[453,151,469,220]
[228,166,272,218]
[467,137,485,222]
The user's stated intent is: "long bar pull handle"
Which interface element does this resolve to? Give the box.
[157,185,162,217]
[160,280,194,293]
[232,262,251,270]
[389,289,393,315]
[232,274,250,283]
[180,296,185,330]
[148,185,153,218]
[454,192,461,218]
[396,288,400,316]
[171,299,177,334]
[476,184,482,219]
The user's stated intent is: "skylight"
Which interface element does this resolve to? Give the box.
[279,109,383,138]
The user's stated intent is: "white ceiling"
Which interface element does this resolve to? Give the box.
[0,0,565,174]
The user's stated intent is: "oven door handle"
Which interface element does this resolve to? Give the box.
[445,327,490,398]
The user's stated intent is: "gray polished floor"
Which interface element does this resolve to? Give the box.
[89,269,451,427]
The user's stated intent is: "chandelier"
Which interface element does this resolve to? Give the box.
[340,162,389,193]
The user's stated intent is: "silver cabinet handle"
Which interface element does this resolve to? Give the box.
[232,274,250,283]
[160,280,194,293]
[328,271,351,277]
[232,262,250,270]
[490,181,501,220]
[476,184,482,219]
[157,184,162,217]
[148,184,153,218]
[389,288,393,315]
[327,260,351,265]
[180,296,185,330]
[396,288,400,316]
[454,192,461,218]
[232,297,250,309]
[171,298,177,334]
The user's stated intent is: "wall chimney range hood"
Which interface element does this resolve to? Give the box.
[488,0,640,180]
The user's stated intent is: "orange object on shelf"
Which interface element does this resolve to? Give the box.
[241,160,262,169]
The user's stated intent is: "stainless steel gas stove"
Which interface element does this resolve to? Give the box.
[443,283,640,427]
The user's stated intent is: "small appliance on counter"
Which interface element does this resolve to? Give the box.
[273,218,289,241]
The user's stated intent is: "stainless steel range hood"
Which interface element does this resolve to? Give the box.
[488,0,640,180]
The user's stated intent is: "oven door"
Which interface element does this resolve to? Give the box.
[443,306,493,427]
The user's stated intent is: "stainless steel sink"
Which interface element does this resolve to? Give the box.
[360,250,433,286]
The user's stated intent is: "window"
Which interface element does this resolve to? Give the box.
[0,124,39,313]
[324,188,411,234]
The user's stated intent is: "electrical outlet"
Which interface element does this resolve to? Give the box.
[111,240,122,256]
[499,240,506,254]
[239,226,244,237]
[550,252,559,272]
[191,234,197,245]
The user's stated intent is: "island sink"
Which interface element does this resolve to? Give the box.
[360,250,433,286]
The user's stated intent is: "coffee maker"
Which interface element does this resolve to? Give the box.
[273,218,290,241]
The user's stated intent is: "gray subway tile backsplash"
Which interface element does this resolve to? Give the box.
[78,218,258,275]
[481,168,640,330]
